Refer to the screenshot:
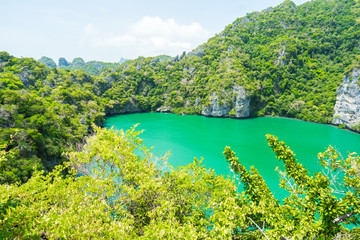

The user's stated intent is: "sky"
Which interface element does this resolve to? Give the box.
[0,0,310,63]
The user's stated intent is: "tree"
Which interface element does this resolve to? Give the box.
[224,134,360,239]
[0,126,359,239]
[0,125,239,239]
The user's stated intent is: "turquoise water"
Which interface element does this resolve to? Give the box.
[105,113,360,199]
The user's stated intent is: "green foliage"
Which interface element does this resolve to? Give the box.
[38,56,57,68]
[1,125,239,239]
[224,134,360,239]
[2,0,358,131]
[0,140,43,184]
[64,0,357,124]
[1,1,360,236]
[0,52,12,62]
[1,126,359,239]
[0,72,24,90]
[0,54,107,183]
[0,0,359,197]
[57,57,121,76]
[338,124,347,129]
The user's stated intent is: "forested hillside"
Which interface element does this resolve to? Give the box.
[100,0,360,124]
[0,52,108,183]
[1,0,360,238]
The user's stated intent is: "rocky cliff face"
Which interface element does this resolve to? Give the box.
[156,106,172,113]
[333,69,360,129]
[201,86,250,118]
[108,100,142,115]
[233,86,251,118]
[109,85,251,118]
[201,92,231,117]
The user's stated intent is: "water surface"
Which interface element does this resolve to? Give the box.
[105,113,360,199]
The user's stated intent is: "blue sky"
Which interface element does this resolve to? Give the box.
[1,0,309,62]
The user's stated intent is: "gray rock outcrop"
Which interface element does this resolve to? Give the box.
[108,100,142,115]
[119,58,128,64]
[188,47,205,58]
[38,56,57,68]
[333,69,360,128]
[201,92,231,117]
[277,45,286,66]
[58,57,69,67]
[233,86,251,118]
[201,86,250,118]
[72,57,85,67]
[156,106,172,113]
[19,70,32,88]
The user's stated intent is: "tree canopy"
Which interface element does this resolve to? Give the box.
[1,126,359,239]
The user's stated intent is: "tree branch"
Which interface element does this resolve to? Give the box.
[248,217,270,240]
[332,212,356,224]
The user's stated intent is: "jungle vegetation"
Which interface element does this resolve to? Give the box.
[1,0,360,238]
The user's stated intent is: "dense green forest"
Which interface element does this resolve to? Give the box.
[1,0,360,238]
[95,0,360,124]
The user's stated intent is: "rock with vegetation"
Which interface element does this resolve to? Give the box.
[58,57,69,67]
[71,57,86,67]
[89,0,360,126]
[201,92,231,117]
[333,69,360,130]
[233,85,251,118]
[57,57,121,76]
[39,56,123,76]
[38,56,56,68]
[200,86,250,118]
[119,57,129,64]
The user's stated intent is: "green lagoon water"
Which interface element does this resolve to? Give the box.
[105,113,360,199]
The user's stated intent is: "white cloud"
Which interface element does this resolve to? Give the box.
[84,24,99,36]
[131,16,209,41]
[79,16,211,59]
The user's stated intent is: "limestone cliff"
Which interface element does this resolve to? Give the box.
[201,92,231,117]
[156,106,172,113]
[108,100,142,115]
[201,86,250,118]
[333,69,360,129]
[233,86,251,118]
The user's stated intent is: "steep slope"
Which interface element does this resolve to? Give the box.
[102,0,360,126]
[333,69,360,130]
[0,52,106,183]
